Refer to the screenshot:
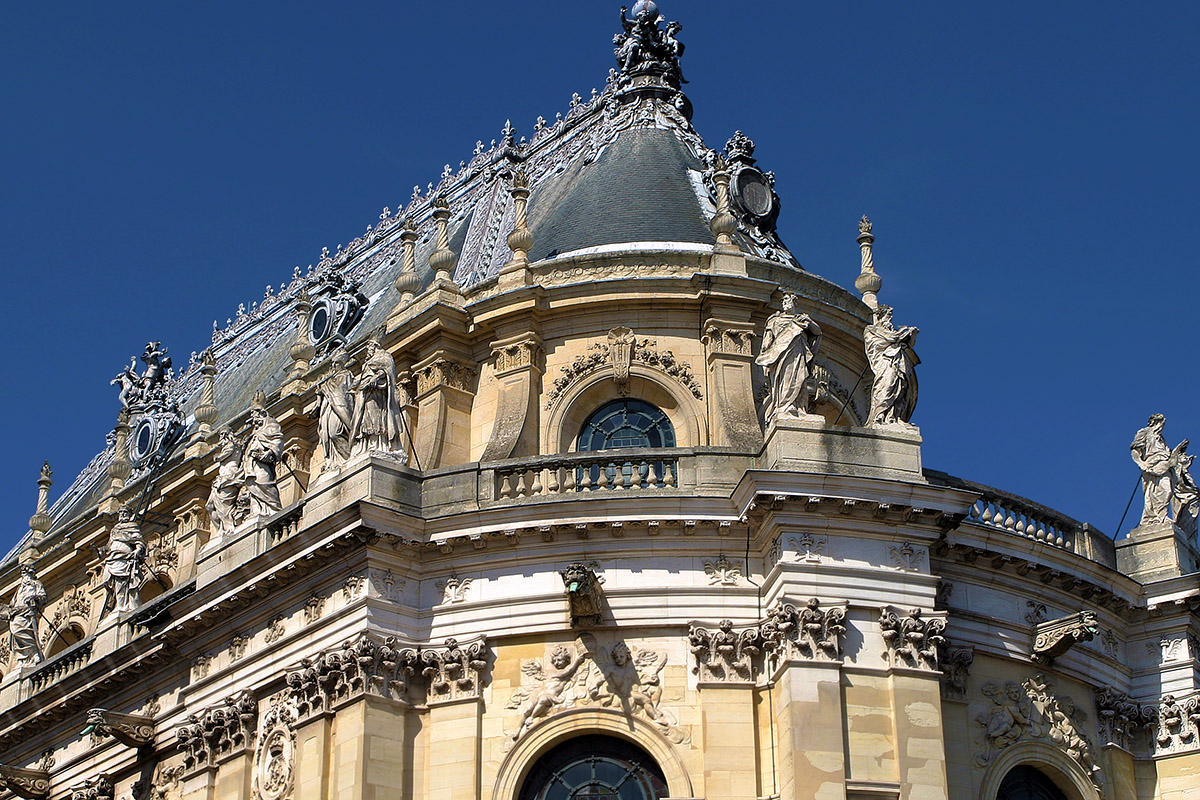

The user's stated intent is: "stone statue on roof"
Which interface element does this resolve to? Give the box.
[102,505,146,616]
[243,392,284,518]
[111,342,174,413]
[615,2,686,87]
[1130,415,1194,532]
[206,427,246,538]
[756,293,823,425]
[864,305,920,428]
[350,338,408,463]
[316,349,355,471]
[4,564,47,668]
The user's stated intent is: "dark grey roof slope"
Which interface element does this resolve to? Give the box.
[529,128,714,260]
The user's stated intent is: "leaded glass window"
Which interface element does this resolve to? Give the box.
[518,735,668,800]
[576,399,676,486]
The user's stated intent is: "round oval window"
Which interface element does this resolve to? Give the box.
[133,419,155,460]
[308,303,331,344]
[518,735,668,800]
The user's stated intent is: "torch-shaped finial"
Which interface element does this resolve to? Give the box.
[393,218,422,301]
[108,411,133,493]
[429,197,458,284]
[288,289,317,382]
[709,155,738,253]
[506,171,534,269]
[29,461,53,537]
[855,215,881,309]
[194,350,219,437]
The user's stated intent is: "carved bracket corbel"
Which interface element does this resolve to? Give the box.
[84,708,155,748]
[0,766,51,799]
[1032,610,1099,665]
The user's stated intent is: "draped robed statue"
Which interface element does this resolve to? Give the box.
[864,304,920,428]
[350,338,408,463]
[756,293,823,425]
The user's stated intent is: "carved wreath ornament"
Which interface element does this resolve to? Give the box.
[545,328,703,408]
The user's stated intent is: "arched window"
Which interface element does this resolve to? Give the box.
[997,765,1070,800]
[518,735,668,800]
[577,400,675,451]
[45,623,85,659]
[576,400,676,487]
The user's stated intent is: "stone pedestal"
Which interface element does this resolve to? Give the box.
[761,418,924,481]
[1116,522,1200,583]
[331,696,413,800]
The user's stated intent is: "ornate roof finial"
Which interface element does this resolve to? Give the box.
[394,218,422,301]
[429,197,459,284]
[287,288,316,383]
[501,119,516,145]
[855,215,880,309]
[614,2,686,92]
[708,155,738,254]
[194,349,219,438]
[500,171,535,286]
[725,131,756,163]
[29,461,53,537]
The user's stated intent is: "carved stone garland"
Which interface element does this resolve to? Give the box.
[545,329,703,408]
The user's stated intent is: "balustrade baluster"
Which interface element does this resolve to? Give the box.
[564,464,577,492]
[547,465,560,494]
[531,468,544,495]
[580,463,593,490]
[646,462,659,488]
[630,461,643,488]
[499,472,513,499]
[664,462,676,488]
[598,463,610,490]
[515,471,528,497]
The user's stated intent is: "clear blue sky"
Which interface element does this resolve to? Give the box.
[2,1,1197,549]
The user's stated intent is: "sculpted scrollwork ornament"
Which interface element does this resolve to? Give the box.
[84,708,155,747]
[1031,610,1099,665]
[0,764,51,799]
[176,691,258,772]
[1094,687,1143,750]
[688,619,762,682]
[879,607,946,671]
[1148,694,1200,754]
[68,774,113,800]
[939,648,975,702]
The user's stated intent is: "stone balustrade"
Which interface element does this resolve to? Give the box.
[967,491,1077,550]
[495,448,682,500]
[26,640,93,694]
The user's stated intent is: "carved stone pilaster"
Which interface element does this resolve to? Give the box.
[760,599,847,670]
[702,320,762,449]
[413,353,475,469]
[0,765,51,799]
[481,334,543,462]
[879,607,947,671]
[286,634,419,722]
[420,637,489,703]
[688,619,763,682]
[175,691,257,772]
[1031,610,1099,665]
[84,708,155,747]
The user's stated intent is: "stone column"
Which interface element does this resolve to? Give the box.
[697,682,760,800]
[772,660,846,800]
[427,697,483,800]
[412,354,475,470]
[702,319,762,450]
[889,670,949,800]
[293,714,332,800]
[330,696,413,800]
[480,334,543,461]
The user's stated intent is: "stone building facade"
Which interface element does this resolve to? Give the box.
[2,4,1198,800]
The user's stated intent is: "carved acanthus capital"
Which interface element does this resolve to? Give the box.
[1032,610,1099,665]
[492,337,544,376]
[414,358,474,397]
[421,637,489,702]
[175,691,257,772]
[1094,687,1144,750]
[84,708,155,748]
[67,774,113,800]
[286,634,419,721]
[879,607,947,671]
[702,324,756,357]
[688,619,763,682]
[760,599,847,667]
[0,765,51,799]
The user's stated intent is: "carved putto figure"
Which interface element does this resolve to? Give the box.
[243,392,284,518]
[756,293,823,425]
[205,427,245,537]
[1130,414,1191,528]
[614,2,686,87]
[350,337,408,462]
[975,680,1034,760]
[102,506,147,616]
[508,639,593,742]
[864,304,919,428]
[3,564,47,668]
[316,348,354,471]
[111,341,174,412]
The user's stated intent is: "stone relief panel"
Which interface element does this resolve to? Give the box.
[703,556,742,586]
[760,599,847,668]
[421,637,489,703]
[887,542,926,572]
[971,674,1101,792]
[504,634,688,750]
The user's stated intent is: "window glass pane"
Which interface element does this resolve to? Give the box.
[520,735,668,800]
[577,400,674,453]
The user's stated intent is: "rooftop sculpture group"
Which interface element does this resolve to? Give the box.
[204,393,285,540]
[315,337,409,473]
[614,2,686,88]
[111,342,174,414]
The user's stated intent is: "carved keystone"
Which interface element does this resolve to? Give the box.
[1032,610,1099,665]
